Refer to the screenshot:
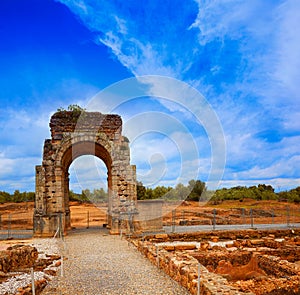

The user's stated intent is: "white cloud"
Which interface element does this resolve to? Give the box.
[0,108,54,192]
[272,0,300,100]
[122,109,205,186]
[0,176,36,192]
[69,155,108,191]
[54,0,300,190]
[0,155,15,176]
[191,0,276,43]
[0,109,48,157]
[100,33,176,77]
[0,155,40,192]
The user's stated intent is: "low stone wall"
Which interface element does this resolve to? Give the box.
[0,245,38,273]
[134,239,253,295]
[141,228,300,243]
[258,255,299,277]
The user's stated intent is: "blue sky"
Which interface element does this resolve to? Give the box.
[0,0,300,193]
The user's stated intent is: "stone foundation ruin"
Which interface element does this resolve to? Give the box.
[132,229,300,294]
[33,110,138,236]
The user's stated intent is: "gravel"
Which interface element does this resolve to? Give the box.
[0,271,49,295]
[0,238,60,295]
[42,229,191,295]
[30,238,60,259]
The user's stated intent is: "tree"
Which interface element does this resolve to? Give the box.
[82,189,91,200]
[0,191,11,203]
[12,190,21,202]
[187,180,206,201]
[173,183,190,200]
[137,181,146,200]
[91,188,108,203]
[152,186,172,199]
[26,192,35,201]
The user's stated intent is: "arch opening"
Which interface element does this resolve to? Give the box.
[61,142,112,230]
[68,155,109,229]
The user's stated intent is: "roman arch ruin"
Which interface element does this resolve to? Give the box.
[33,110,137,236]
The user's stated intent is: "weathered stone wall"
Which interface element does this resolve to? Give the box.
[34,111,139,236]
[0,245,38,273]
[50,111,122,140]
[134,237,252,295]
[140,228,300,243]
[135,200,163,232]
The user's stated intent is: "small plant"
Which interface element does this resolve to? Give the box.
[57,104,86,113]
[67,104,86,112]
[57,104,86,122]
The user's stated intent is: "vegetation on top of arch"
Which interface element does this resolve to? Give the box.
[56,104,87,122]
[57,104,86,113]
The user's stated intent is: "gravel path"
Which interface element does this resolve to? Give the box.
[42,229,190,295]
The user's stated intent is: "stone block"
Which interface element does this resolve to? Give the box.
[0,245,38,273]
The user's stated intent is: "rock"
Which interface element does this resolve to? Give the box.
[211,236,219,242]
[294,261,300,271]
[227,247,238,252]
[175,244,196,251]
[226,243,235,248]
[250,239,264,246]
[155,234,168,239]
[0,245,38,273]
[16,278,47,295]
[44,268,57,276]
[163,245,175,251]
[215,255,266,281]
[201,242,209,251]
[233,240,241,248]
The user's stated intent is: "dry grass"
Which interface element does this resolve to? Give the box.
[1,199,300,230]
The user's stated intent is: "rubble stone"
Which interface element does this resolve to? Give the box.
[0,245,38,273]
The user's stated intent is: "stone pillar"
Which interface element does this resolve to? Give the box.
[109,166,121,234]
[106,170,112,228]
[64,172,71,229]
[34,166,44,213]
[33,165,47,236]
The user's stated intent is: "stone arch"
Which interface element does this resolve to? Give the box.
[34,111,137,237]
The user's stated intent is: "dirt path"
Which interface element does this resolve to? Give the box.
[42,229,190,295]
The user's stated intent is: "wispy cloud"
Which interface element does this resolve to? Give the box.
[272,1,300,101]
[56,0,300,190]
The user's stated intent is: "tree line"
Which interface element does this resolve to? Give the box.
[210,184,300,204]
[137,179,206,201]
[0,190,35,203]
[1,182,300,204]
[69,188,108,203]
